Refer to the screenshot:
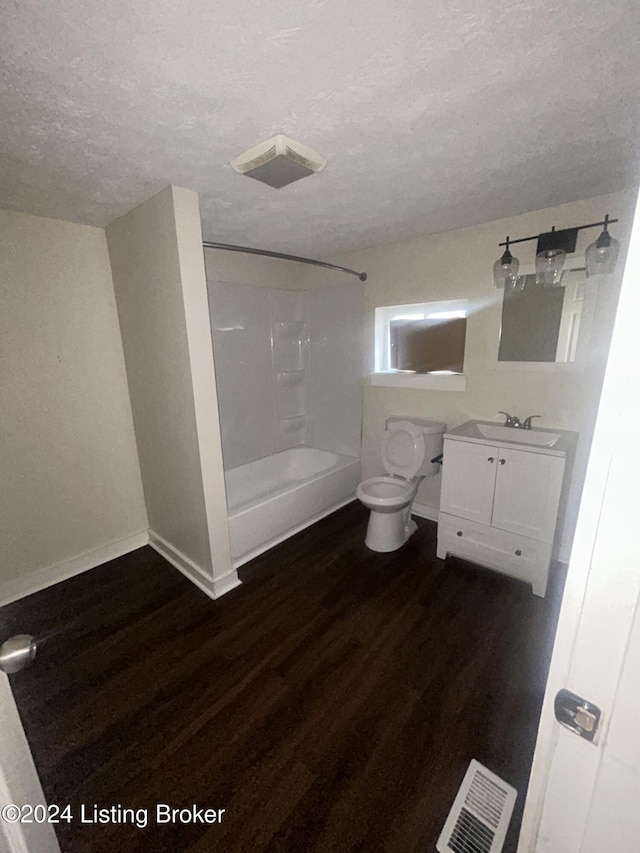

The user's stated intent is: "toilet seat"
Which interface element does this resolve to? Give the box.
[356,475,416,508]
[380,420,426,479]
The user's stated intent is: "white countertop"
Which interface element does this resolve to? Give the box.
[444,420,578,457]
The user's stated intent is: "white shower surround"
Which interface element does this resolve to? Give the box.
[208,280,365,564]
[208,282,364,465]
[225,447,360,566]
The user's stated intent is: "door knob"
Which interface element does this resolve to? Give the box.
[515,549,522,556]
[0,635,37,674]
[457,530,463,537]
[487,456,495,463]
[499,459,506,465]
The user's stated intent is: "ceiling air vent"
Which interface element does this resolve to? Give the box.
[436,760,517,853]
[231,134,326,189]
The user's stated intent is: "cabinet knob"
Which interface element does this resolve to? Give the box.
[499,459,506,465]
[487,456,495,463]
[515,549,522,556]
[457,530,463,537]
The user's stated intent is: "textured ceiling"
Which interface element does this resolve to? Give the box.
[1,0,639,254]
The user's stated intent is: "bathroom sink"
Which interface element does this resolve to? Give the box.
[477,424,561,447]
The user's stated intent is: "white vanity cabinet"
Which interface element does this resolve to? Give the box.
[437,422,576,596]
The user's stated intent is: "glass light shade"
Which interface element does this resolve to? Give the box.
[493,249,519,289]
[504,274,525,293]
[585,232,620,277]
[536,248,566,288]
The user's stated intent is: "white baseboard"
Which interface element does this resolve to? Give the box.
[148,530,241,600]
[0,531,150,608]
[213,570,243,598]
[1,530,242,610]
[411,502,439,522]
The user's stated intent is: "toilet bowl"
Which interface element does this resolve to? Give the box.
[356,475,419,551]
[357,418,446,552]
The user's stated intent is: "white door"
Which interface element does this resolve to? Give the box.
[555,272,584,363]
[518,187,640,851]
[440,439,498,525]
[491,448,565,543]
[0,673,60,852]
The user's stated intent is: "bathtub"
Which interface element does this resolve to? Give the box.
[225,447,360,567]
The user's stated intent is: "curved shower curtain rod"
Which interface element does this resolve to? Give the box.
[202,241,368,282]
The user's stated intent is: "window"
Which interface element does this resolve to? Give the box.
[372,299,468,389]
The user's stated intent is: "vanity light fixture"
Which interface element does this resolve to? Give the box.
[494,214,620,289]
[493,236,520,289]
[534,226,576,288]
[536,248,567,288]
[585,214,620,278]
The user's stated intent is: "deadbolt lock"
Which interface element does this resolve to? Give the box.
[554,688,601,743]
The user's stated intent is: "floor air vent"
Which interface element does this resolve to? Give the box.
[436,760,517,853]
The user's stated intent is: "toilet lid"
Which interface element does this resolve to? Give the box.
[381,420,426,479]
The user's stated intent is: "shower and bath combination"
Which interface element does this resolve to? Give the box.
[205,243,367,567]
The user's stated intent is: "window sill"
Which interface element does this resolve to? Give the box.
[490,360,582,373]
[369,372,466,391]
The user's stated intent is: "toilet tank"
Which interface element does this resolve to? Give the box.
[385,417,446,477]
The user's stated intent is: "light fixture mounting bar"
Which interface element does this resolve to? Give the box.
[498,216,619,248]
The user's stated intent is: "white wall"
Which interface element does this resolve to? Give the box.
[107,187,235,596]
[0,209,147,603]
[323,189,638,557]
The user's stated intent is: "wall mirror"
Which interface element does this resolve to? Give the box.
[498,268,590,363]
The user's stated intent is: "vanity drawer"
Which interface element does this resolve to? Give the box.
[437,512,551,591]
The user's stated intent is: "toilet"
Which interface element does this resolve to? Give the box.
[356,417,446,552]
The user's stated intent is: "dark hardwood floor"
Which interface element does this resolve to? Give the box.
[1,503,564,852]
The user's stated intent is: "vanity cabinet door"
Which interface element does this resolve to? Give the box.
[491,447,565,543]
[440,439,498,525]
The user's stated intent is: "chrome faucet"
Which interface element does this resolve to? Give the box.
[522,415,541,430]
[498,411,541,430]
[498,411,522,428]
